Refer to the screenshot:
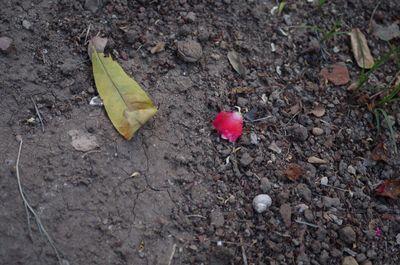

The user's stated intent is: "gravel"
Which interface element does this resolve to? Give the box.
[339,226,357,244]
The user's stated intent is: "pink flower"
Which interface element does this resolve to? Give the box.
[375,227,382,237]
[212,111,243,142]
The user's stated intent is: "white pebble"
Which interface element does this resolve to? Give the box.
[252,194,272,213]
[320,177,329,186]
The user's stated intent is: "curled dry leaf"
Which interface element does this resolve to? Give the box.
[320,63,350,85]
[284,163,305,181]
[310,104,325,117]
[150,42,165,54]
[227,51,247,77]
[350,28,374,69]
[376,179,400,199]
[370,142,387,161]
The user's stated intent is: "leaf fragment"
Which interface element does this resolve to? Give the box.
[376,179,400,199]
[350,28,374,69]
[320,63,350,85]
[227,51,247,77]
[308,156,328,164]
[370,142,387,161]
[284,163,304,181]
[89,38,157,140]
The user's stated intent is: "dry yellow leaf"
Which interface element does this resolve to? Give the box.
[89,38,157,140]
[350,28,374,69]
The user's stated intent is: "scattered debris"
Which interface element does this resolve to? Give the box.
[284,163,304,181]
[310,104,326,117]
[177,39,203,62]
[279,203,292,227]
[22,20,32,30]
[230,87,255,94]
[372,21,400,41]
[212,111,243,142]
[370,142,387,161]
[227,51,247,77]
[308,156,328,164]
[150,42,165,54]
[268,141,282,154]
[68,129,99,152]
[89,96,103,106]
[320,63,350,85]
[375,179,400,199]
[350,28,374,69]
[252,194,272,213]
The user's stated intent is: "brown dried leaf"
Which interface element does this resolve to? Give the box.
[350,28,374,69]
[371,142,387,161]
[150,42,165,54]
[310,104,325,117]
[320,63,350,85]
[230,87,256,94]
[284,163,304,181]
[376,179,400,199]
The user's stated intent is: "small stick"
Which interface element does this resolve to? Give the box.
[15,136,63,265]
[240,238,248,265]
[185,214,207,219]
[84,24,92,45]
[295,218,319,228]
[31,97,44,132]
[321,183,349,192]
[167,243,177,265]
[368,1,381,32]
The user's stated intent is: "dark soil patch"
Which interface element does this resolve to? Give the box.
[1,1,399,265]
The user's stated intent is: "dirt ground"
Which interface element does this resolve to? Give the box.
[1,0,399,264]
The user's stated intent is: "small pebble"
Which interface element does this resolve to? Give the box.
[22,20,32,30]
[268,141,282,154]
[177,39,203,63]
[312,127,324,136]
[320,176,329,185]
[260,178,272,192]
[348,165,356,175]
[252,194,272,213]
[342,256,359,265]
[339,226,357,244]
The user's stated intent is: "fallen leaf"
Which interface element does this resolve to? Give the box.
[230,87,255,94]
[320,63,350,85]
[370,142,387,161]
[0,36,13,52]
[372,21,400,41]
[89,38,157,140]
[284,163,304,181]
[350,28,374,69]
[68,129,99,152]
[376,179,400,199]
[308,156,328,164]
[212,111,243,142]
[310,104,325,117]
[227,51,246,77]
[150,42,165,54]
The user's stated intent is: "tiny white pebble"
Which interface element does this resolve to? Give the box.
[253,194,272,213]
[320,177,329,186]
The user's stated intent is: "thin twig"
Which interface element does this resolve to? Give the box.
[185,214,207,219]
[368,1,381,32]
[295,218,320,228]
[84,24,92,45]
[167,243,177,265]
[30,97,44,132]
[15,136,63,265]
[240,238,248,265]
